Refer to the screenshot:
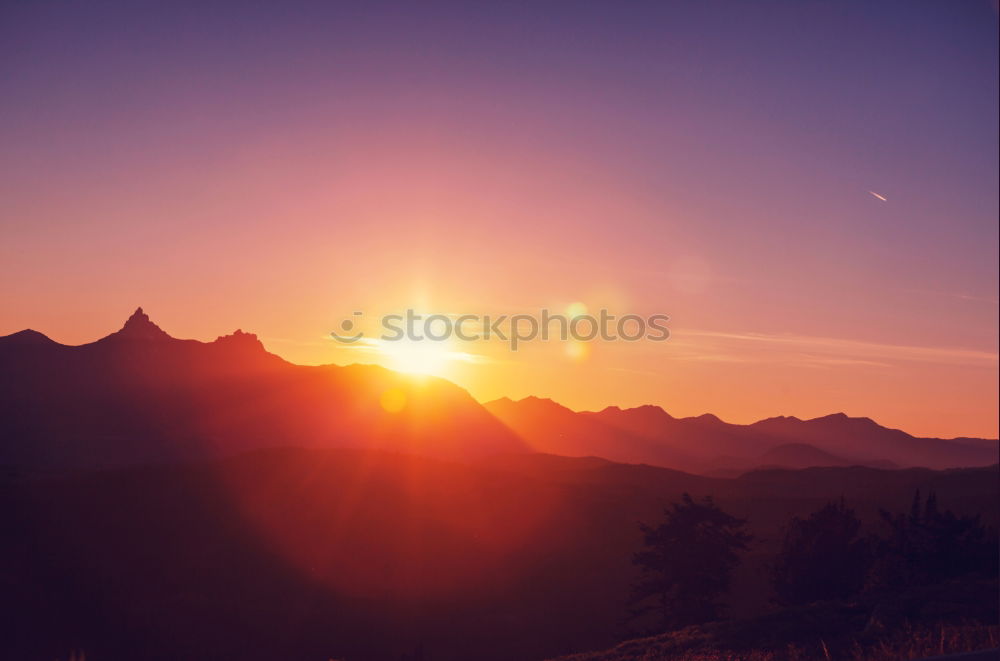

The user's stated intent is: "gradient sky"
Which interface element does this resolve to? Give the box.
[1,1,997,438]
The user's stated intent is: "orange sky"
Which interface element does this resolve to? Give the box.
[3,292,997,440]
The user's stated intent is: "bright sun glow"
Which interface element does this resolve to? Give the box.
[377,337,461,376]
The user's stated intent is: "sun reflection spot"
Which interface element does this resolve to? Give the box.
[380,388,407,413]
[566,302,588,319]
[566,340,591,361]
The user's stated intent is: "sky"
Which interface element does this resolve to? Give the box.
[1,0,997,438]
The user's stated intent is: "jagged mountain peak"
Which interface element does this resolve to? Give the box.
[213,329,266,352]
[115,307,172,341]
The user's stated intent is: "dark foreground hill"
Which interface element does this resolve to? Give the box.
[550,579,999,661]
[2,448,996,661]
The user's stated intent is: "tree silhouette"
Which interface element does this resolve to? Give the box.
[869,489,998,590]
[629,493,752,630]
[771,499,869,606]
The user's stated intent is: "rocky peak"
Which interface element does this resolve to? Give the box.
[213,329,266,352]
[116,307,172,341]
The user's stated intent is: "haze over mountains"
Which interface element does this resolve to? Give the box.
[1,308,995,474]
[486,397,997,475]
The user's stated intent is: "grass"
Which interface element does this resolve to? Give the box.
[553,623,999,661]
[53,623,1000,661]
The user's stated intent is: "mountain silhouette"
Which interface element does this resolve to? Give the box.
[1,309,995,473]
[486,398,997,473]
[100,306,174,342]
[703,443,898,478]
[0,308,523,469]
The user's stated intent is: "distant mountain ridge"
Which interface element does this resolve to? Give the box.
[1,309,995,473]
[484,396,997,473]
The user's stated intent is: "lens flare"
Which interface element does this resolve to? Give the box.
[380,387,407,412]
[565,340,591,361]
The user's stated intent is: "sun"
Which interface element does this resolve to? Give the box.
[378,337,459,376]
[337,326,483,379]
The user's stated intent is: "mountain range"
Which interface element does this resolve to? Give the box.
[1,308,995,474]
[0,308,520,469]
[485,397,997,474]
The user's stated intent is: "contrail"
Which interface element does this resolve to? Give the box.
[868,190,887,202]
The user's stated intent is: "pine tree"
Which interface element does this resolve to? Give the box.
[629,493,752,630]
[771,499,869,606]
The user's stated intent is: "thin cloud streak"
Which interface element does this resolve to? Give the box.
[330,337,490,364]
[674,329,998,367]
